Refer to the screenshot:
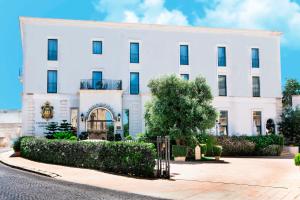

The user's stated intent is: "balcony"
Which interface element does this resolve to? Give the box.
[80,79,122,90]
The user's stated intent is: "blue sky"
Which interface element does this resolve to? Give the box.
[0,0,300,109]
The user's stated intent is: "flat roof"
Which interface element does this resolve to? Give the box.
[19,16,282,37]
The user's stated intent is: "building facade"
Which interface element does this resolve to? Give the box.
[20,17,282,138]
[0,110,22,147]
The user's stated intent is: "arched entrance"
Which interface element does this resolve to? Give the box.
[87,107,114,139]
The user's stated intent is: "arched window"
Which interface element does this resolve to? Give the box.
[87,107,114,132]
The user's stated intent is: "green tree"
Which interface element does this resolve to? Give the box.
[145,75,217,144]
[45,122,58,139]
[282,79,300,108]
[278,107,300,145]
[58,120,73,132]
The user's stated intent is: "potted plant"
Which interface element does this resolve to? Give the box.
[172,145,187,161]
[200,144,207,157]
[294,153,300,169]
[213,145,222,160]
[13,137,22,157]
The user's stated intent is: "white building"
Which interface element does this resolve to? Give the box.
[20,17,282,138]
[0,110,22,147]
[292,95,300,110]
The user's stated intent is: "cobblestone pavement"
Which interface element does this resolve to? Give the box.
[0,163,163,200]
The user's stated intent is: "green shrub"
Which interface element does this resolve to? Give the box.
[213,145,222,156]
[13,136,33,152]
[261,145,282,156]
[53,131,76,140]
[217,136,256,156]
[294,153,300,166]
[199,144,207,155]
[172,145,187,157]
[125,135,133,140]
[20,137,156,177]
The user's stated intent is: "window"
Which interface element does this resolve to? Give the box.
[70,108,78,132]
[130,43,139,63]
[253,111,262,135]
[218,75,227,96]
[92,71,102,89]
[130,72,139,94]
[48,39,58,61]
[47,70,57,93]
[218,47,226,67]
[93,41,102,54]
[252,48,259,68]
[252,76,260,97]
[219,111,228,135]
[180,74,189,81]
[180,45,189,65]
[122,109,129,137]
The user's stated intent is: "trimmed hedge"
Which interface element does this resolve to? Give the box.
[172,145,187,157]
[20,137,156,177]
[217,135,284,156]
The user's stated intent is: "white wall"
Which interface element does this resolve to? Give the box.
[292,95,300,110]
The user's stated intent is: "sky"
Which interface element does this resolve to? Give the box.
[0,0,300,109]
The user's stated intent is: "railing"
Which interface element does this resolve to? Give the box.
[80,79,122,90]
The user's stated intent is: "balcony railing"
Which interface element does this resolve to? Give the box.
[80,79,122,90]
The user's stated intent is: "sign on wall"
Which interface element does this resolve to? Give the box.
[41,101,54,121]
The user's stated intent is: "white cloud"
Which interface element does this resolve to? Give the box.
[93,0,188,25]
[195,0,300,47]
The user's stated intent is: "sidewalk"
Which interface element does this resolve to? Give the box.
[1,151,300,200]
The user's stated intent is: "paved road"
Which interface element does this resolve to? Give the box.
[0,163,162,200]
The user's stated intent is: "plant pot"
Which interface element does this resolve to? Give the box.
[215,156,220,161]
[13,151,20,157]
[174,156,186,162]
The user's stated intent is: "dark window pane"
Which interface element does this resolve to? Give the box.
[180,45,189,65]
[47,70,57,93]
[130,72,139,94]
[219,111,228,135]
[252,48,259,68]
[180,74,189,80]
[218,75,227,96]
[93,41,102,54]
[130,43,139,63]
[253,111,262,135]
[48,39,58,61]
[218,47,226,67]
[92,71,102,89]
[252,76,260,97]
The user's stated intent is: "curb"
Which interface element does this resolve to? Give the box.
[0,158,60,178]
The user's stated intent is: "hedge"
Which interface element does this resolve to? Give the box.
[217,135,284,156]
[20,137,156,177]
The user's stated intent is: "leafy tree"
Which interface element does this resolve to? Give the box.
[278,107,300,145]
[282,79,300,108]
[145,75,217,144]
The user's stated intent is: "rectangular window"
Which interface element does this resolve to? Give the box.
[253,111,262,135]
[180,74,189,81]
[218,47,226,67]
[48,39,58,61]
[92,71,102,89]
[180,45,189,65]
[218,75,227,96]
[130,72,139,95]
[122,109,129,137]
[252,48,259,68]
[93,41,102,54]
[219,111,228,135]
[47,70,57,93]
[252,76,260,97]
[130,43,139,63]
